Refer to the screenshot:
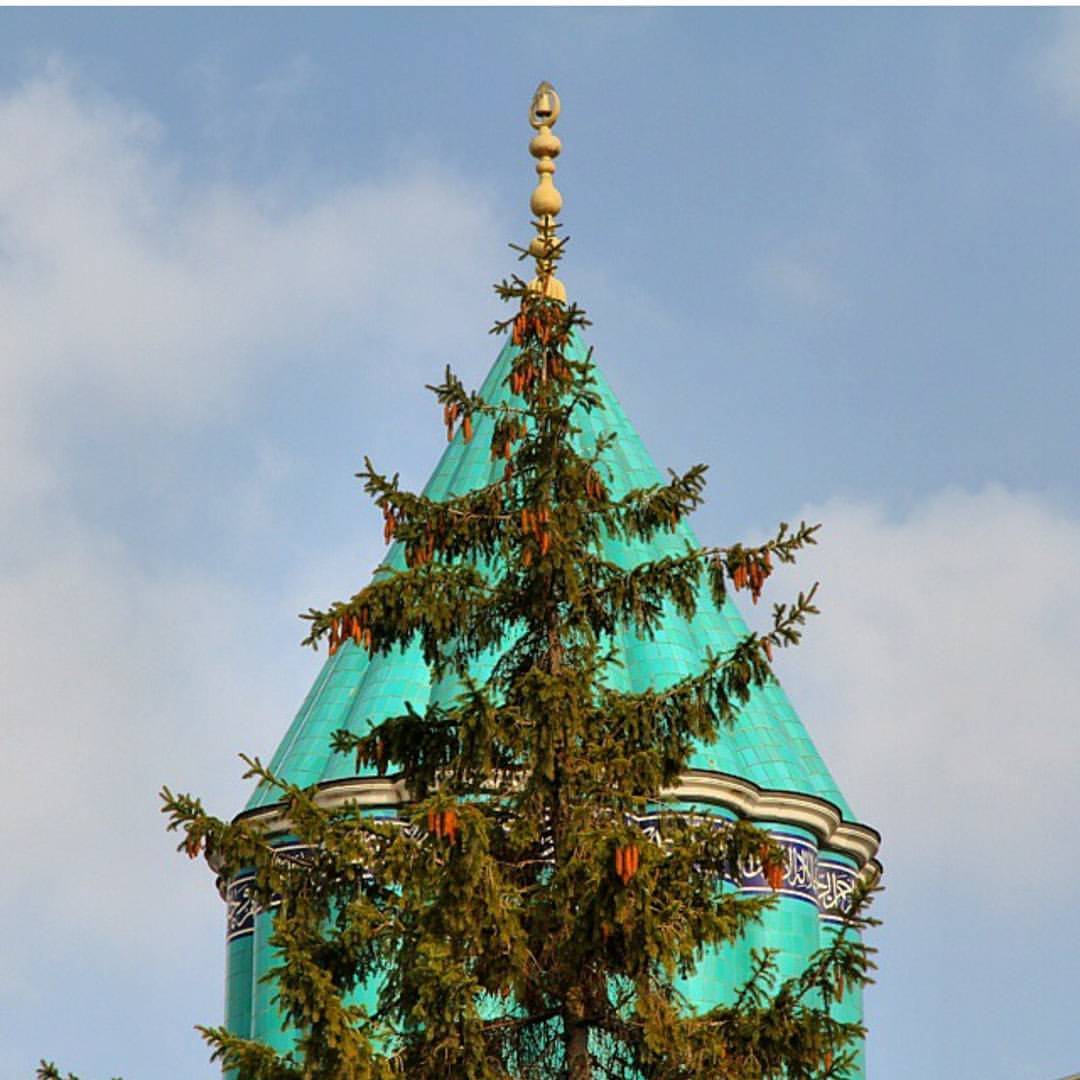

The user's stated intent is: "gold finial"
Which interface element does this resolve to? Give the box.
[526,81,566,303]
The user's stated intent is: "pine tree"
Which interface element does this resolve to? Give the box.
[161,228,878,1078]
[36,1064,122,1080]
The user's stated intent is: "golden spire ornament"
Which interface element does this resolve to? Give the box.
[526,81,567,303]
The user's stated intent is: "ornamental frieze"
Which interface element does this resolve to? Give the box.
[226,823,858,940]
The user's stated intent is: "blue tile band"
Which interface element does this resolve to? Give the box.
[225,824,859,940]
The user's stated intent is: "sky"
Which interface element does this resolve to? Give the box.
[1,7,1078,1078]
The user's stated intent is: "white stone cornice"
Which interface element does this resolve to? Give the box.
[233,769,881,873]
[671,770,881,867]
[234,777,407,839]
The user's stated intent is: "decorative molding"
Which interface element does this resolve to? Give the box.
[224,771,881,939]
[234,769,881,870]
[225,842,313,940]
[224,825,863,940]
[225,873,255,941]
[815,857,861,926]
[671,770,881,867]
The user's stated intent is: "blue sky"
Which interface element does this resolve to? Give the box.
[1,8,1078,1078]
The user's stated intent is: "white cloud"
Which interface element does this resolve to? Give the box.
[765,485,1080,911]
[1031,10,1080,121]
[0,62,500,1050]
[0,64,502,511]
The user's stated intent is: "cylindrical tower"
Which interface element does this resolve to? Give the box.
[216,83,881,1074]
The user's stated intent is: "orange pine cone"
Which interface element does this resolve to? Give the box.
[762,638,774,662]
[442,807,459,844]
[750,563,762,594]
[427,810,440,837]
[540,531,551,556]
[463,416,473,442]
[626,844,639,879]
[522,546,533,567]
[504,441,512,461]
[614,846,626,881]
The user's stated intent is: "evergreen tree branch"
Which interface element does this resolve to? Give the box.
[156,227,876,1080]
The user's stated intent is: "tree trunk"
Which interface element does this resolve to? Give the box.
[549,574,591,1079]
[564,1012,591,1080]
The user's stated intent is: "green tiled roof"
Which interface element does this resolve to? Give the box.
[249,337,854,820]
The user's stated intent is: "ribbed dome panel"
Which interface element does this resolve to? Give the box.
[248,337,853,819]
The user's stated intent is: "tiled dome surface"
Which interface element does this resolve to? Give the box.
[249,337,853,820]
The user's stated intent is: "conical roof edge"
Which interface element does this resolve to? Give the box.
[248,336,856,822]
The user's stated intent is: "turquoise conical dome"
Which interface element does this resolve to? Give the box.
[226,332,879,1076]
[248,334,854,819]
